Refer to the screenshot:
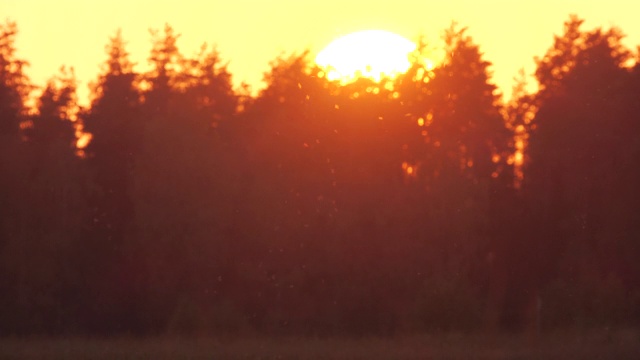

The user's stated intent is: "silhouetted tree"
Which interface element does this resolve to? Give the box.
[0,20,32,335]
[525,15,639,328]
[0,20,29,135]
[127,25,241,333]
[80,30,143,333]
[15,68,86,334]
[399,23,513,331]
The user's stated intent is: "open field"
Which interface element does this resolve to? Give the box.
[1,330,639,359]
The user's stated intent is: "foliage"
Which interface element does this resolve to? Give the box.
[0,16,639,336]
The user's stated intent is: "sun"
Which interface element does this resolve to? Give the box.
[316,30,417,83]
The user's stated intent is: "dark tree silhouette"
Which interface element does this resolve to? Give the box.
[16,68,85,334]
[525,15,639,328]
[397,23,515,331]
[80,30,143,333]
[0,20,32,335]
[123,24,241,333]
[0,20,29,135]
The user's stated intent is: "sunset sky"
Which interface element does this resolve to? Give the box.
[2,0,639,104]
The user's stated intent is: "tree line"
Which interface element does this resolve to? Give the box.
[1,16,639,336]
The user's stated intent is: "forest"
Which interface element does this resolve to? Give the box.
[1,15,639,337]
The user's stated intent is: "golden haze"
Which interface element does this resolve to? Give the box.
[2,0,640,104]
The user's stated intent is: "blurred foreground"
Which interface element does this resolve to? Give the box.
[1,329,639,359]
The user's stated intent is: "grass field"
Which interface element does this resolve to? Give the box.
[1,329,639,359]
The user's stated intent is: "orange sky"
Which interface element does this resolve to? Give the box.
[2,0,639,104]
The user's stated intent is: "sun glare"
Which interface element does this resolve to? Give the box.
[316,30,417,83]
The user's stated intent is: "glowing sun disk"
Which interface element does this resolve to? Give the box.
[316,30,417,83]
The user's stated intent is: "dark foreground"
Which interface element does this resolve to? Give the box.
[1,329,639,359]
